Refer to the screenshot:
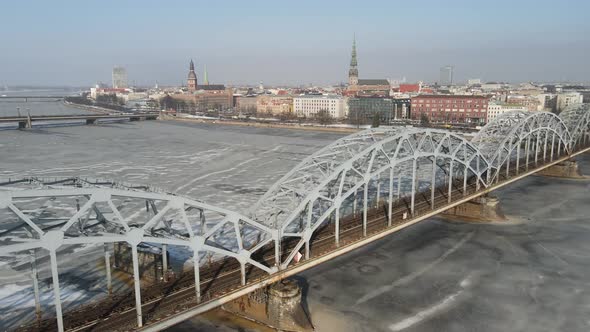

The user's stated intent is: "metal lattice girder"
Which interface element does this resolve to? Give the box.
[560,104,590,147]
[249,128,401,229]
[0,177,282,331]
[471,111,572,183]
[0,177,276,272]
[250,128,492,268]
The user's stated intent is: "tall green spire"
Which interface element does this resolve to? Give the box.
[348,34,358,85]
[350,34,357,67]
[203,65,209,85]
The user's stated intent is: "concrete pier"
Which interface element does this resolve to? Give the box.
[222,278,313,331]
[537,160,583,178]
[442,195,505,222]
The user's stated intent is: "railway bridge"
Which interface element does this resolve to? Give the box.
[1,105,590,331]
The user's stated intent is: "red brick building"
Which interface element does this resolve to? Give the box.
[411,95,489,125]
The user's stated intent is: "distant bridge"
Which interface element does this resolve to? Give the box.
[1,104,589,331]
[0,96,68,99]
[0,113,159,129]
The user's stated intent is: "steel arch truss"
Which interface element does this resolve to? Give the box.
[560,103,590,148]
[471,111,572,183]
[268,129,490,269]
[0,177,276,330]
[250,128,404,228]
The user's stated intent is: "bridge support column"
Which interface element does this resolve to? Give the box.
[30,250,42,325]
[131,244,143,328]
[162,244,168,280]
[335,205,340,247]
[362,182,368,237]
[193,248,201,303]
[240,263,246,286]
[221,278,313,331]
[104,244,112,296]
[49,250,64,332]
[537,160,583,178]
[442,195,505,222]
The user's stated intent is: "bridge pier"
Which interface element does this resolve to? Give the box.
[221,278,313,331]
[442,195,505,222]
[86,119,97,125]
[537,160,583,178]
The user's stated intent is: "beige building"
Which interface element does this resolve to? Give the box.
[235,96,258,112]
[171,88,233,111]
[505,95,542,112]
[293,95,347,118]
[256,95,293,115]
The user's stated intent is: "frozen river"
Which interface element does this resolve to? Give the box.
[0,119,344,329]
[0,120,343,213]
[2,119,590,332]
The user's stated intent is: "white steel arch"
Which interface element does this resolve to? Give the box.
[0,177,277,331]
[249,128,402,229]
[252,128,491,268]
[560,103,590,148]
[471,111,572,183]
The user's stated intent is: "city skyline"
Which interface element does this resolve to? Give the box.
[1,0,589,86]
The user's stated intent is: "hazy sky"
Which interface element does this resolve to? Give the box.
[1,0,589,86]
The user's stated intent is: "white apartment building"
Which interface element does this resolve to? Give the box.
[557,92,583,112]
[487,101,527,123]
[293,95,347,118]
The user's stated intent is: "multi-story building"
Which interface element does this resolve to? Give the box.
[171,88,234,112]
[112,66,128,89]
[556,92,583,112]
[293,95,347,119]
[392,98,411,119]
[411,95,489,124]
[256,95,293,115]
[348,97,394,124]
[486,101,527,123]
[505,95,542,112]
[234,95,258,113]
[439,65,454,86]
[535,93,557,112]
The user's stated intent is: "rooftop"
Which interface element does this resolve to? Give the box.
[413,95,489,99]
[357,79,390,86]
[294,94,344,99]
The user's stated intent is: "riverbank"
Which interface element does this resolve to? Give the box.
[63,100,116,114]
[161,114,366,134]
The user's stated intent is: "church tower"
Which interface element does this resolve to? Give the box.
[187,59,197,92]
[348,36,358,86]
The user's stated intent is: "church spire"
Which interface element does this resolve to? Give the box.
[348,34,358,86]
[350,34,357,67]
[203,64,209,85]
[187,59,197,91]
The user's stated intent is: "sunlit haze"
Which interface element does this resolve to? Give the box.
[2,0,589,86]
